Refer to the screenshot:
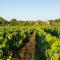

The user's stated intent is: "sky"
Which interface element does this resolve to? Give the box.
[0,0,60,21]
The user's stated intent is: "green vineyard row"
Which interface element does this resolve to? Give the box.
[0,25,60,60]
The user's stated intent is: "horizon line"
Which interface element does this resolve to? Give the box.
[0,16,60,21]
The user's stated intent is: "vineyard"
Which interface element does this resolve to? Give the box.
[0,18,60,60]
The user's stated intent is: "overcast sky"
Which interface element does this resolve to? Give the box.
[0,0,60,21]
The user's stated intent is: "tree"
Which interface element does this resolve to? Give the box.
[9,18,17,26]
[0,17,8,26]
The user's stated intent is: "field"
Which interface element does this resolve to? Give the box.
[0,18,60,60]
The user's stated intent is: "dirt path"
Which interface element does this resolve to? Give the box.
[20,31,36,60]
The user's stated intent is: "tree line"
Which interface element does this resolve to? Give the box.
[0,17,60,26]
